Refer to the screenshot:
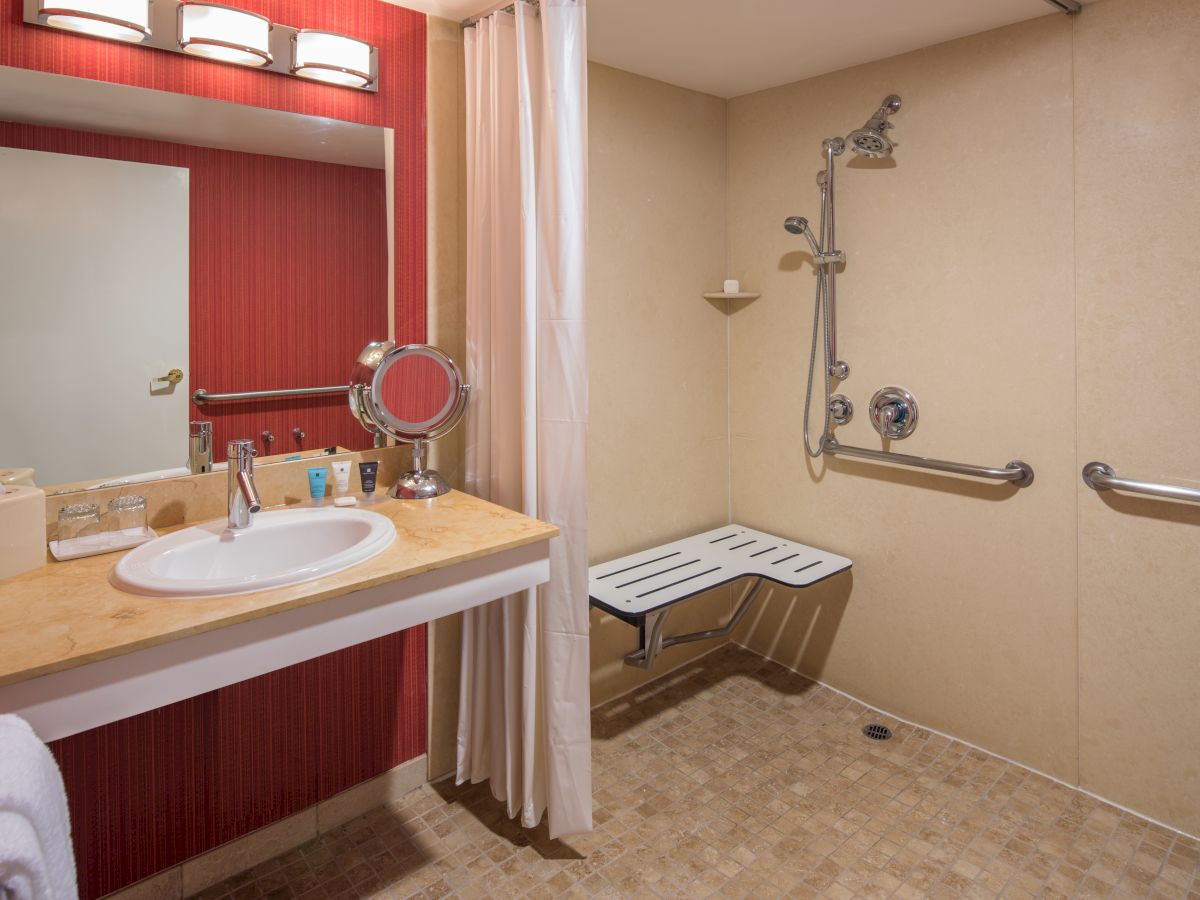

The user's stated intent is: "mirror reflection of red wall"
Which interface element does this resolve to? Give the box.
[379,351,452,427]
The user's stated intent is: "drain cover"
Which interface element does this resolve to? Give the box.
[862,723,892,741]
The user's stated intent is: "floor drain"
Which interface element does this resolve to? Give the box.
[862,723,892,741]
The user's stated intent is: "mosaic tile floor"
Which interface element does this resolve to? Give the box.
[195,645,1200,899]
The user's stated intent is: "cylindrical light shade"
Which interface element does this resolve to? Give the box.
[292,30,374,89]
[39,0,150,42]
[178,3,272,68]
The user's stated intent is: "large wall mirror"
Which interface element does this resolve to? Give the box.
[0,65,392,495]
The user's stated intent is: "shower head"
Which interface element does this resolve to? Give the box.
[847,94,901,158]
[784,215,823,258]
[784,215,809,235]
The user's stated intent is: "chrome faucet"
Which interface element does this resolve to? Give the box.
[189,421,212,474]
[227,439,262,530]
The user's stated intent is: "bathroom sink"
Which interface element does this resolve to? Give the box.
[111,507,396,599]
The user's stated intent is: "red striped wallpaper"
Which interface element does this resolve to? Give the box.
[50,630,426,898]
[1,2,431,897]
[0,0,427,344]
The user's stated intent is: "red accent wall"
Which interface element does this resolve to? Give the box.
[1,2,430,897]
[50,631,426,897]
[0,0,426,343]
[0,121,389,460]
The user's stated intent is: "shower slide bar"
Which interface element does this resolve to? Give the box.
[192,385,349,405]
[1082,461,1200,505]
[823,438,1035,487]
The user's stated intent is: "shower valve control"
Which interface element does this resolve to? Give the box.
[829,394,853,426]
[869,386,919,440]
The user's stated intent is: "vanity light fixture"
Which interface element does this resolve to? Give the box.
[24,0,379,91]
[178,2,271,68]
[37,0,150,43]
[292,30,374,89]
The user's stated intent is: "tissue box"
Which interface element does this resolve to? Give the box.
[0,485,47,580]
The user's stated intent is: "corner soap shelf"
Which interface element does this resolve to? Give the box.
[703,291,760,301]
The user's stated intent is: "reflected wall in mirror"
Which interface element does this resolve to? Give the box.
[0,67,392,494]
[349,342,469,499]
[378,349,459,432]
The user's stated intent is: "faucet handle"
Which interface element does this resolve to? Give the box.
[227,438,256,463]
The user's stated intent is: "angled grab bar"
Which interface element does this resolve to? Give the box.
[823,437,1035,487]
[1082,462,1200,505]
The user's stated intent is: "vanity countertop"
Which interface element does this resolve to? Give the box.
[0,491,557,688]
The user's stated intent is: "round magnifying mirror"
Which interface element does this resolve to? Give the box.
[349,342,470,499]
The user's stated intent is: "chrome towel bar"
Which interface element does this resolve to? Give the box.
[1082,461,1200,505]
[823,438,1035,487]
[192,385,349,405]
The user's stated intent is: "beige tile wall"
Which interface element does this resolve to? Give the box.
[716,0,1200,837]
[726,14,1080,783]
[425,14,467,780]
[425,54,738,767]
[1073,0,1200,837]
[586,63,734,704]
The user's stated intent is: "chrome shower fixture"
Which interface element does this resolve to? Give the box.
[783,214,813,237]
[869,386,919,440]
[786,92,902,458]
[846,95,902,158]
[783,215,844,266]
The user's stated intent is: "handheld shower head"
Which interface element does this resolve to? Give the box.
[783,215,822,258]
[847,94,902,158]
[783,215,809,235]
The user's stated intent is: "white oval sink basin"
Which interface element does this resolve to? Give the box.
[112,507,396,599]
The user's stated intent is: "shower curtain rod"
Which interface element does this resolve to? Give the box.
[462,0,539,27]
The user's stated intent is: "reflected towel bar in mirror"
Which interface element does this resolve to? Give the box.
[1082,462,1200,505]
[823,438,1035,487]
[192,385,349,405]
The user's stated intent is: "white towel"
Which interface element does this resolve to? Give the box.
[0,716,77,900]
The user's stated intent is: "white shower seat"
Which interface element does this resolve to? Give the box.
[589,525,851,667]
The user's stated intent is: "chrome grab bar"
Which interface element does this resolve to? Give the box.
[192,385,349,405]
[823,437,1035,487]
[1082,461,1200,505]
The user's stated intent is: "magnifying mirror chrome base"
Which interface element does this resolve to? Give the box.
[389,468,452,500]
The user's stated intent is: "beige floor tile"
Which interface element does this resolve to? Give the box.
[187,646,1200,900]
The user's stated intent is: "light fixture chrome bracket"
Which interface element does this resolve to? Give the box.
[24,0,379,91]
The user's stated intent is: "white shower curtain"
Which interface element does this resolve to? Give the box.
[457,0,592,839]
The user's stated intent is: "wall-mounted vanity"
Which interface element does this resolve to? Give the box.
[0,479,554,743]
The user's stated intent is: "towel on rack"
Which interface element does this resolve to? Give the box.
[0,716,77,900]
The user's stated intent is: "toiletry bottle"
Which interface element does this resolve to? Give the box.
[307,467,328,504]
[331,460,351,497]
[358,461,379,500]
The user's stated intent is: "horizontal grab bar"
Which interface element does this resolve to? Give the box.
[192,385,349,405]
[823,438,1035,487]
[1082,461,1200,505]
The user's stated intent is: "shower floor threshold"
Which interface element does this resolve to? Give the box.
[589,524,852,623]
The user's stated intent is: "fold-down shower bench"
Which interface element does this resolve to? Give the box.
[589,525,852,668]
